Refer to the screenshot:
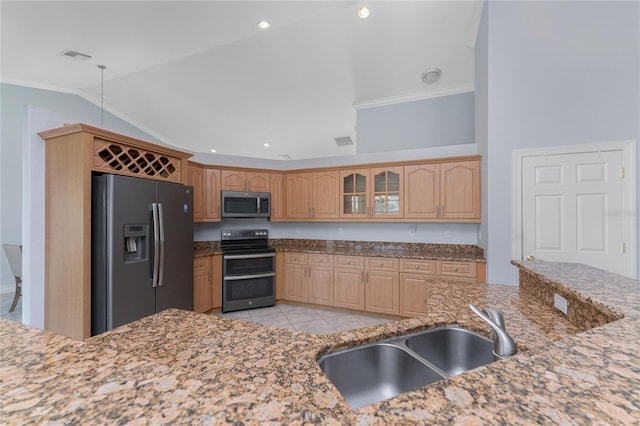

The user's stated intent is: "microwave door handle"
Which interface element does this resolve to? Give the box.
[257,196,260,214]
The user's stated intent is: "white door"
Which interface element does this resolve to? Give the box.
[522,150,625,274]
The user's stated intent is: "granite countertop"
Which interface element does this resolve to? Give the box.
[2,263,639,423]
[194,238,486,263]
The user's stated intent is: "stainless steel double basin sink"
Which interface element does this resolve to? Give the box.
[318,327,496,409]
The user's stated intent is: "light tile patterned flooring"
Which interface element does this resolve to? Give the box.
[215,303,395,335]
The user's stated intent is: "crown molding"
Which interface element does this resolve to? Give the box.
[354,85,474,110]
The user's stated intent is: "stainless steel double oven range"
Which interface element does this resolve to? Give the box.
[221,229,275,312]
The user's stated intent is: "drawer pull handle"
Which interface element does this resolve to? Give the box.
[454,267,459,271]
[415,265,420,269]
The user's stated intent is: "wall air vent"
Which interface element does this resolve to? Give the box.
[278,154,292,160]
[334,136,353,147]
[58,50,92,60]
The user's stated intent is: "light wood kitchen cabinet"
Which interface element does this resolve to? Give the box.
[365,257,399,315]
[284,253,333,305]
[194,255,222,312]
[270,173,284,221]
[399,273,429,317]
[194,257,211,313]
[284,253,308,302]
[404,160,480,221]
[204,168,221,221]
[188,164,220,223]
[307,254,334,306]
[440,160,480,220]
[333,255,365,310]
[188,164,205,221]
[398,259,434,317]
[285,171,339,220]
[221,169,270,192]
[339,167,403,219]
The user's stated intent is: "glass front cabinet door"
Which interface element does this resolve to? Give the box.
[340,169,369,219]
[371,167,403,218]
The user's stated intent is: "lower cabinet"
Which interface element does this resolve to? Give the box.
[399,273,429,317]
[281,252,483,317]
[365,257,399,315]
[194,256,211,313]
[194,255,222,313]
[333,255,365,310]
[284,253,333,305]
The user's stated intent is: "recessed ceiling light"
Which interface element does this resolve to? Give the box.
[357,6,370,19]
[210,149,217,153]
[264,143,270,147]
[257,20,270,29]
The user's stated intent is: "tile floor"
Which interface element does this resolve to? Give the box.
[215,303,395,335]
[1,291,22,324]
[0,292,395,336]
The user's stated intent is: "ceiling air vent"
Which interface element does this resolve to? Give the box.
[278,154,292,160]
[334,136,353,147]
[58,50,92,60]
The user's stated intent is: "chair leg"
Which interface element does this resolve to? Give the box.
[9,277,21,313]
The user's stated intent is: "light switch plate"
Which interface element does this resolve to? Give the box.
[553,293,568,315]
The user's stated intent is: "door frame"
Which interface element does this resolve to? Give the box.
[513,140,636,278]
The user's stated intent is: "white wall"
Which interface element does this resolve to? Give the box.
[478,1,640,284]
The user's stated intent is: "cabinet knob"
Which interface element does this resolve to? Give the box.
[347,260,351,264]
[415,264,419,269]
[379,262,383,267]
[454,267,459,271]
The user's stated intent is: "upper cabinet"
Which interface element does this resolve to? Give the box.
[340,167,403,219]
[188,164,205,221]
[189,163,221,223]
[286,171,340,220]
[270,173,284,221]
[221,169,270,192]
[404,159,480,222]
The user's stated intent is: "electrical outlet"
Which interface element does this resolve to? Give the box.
[295,227,301,235]
[445,231,452,238]
[553,293,568,315]
[409,225,416,237]
[338,227,344,235]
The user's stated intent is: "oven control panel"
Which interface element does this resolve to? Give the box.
[222,229,269,240]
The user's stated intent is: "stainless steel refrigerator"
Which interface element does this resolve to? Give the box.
[91,174,194,335]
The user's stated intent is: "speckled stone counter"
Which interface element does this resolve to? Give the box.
[194,238,485,262]
[2,263,639,424]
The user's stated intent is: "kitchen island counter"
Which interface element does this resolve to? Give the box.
[2,262,639,424]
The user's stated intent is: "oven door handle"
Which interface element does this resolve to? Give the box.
[223,252,276,260]
[224,272,276,281]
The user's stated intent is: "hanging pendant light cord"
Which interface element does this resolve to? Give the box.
[97,64,106,126]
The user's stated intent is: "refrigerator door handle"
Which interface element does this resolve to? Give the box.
[158,203,166,287]
[152,203,160,287]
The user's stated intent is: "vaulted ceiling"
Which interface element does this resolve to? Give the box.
[1,1,482,160]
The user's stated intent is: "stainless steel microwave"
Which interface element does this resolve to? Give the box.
[221,191,270,218]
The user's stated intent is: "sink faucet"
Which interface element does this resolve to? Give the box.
[468,304,517,358]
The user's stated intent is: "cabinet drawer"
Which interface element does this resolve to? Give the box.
[399,259,436,275]
[309,253,333,266]
[194,257,210,274]
[334,255,364,269]
[436,261,477,278]
[286,253,308,265]
[365,257,398,271]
